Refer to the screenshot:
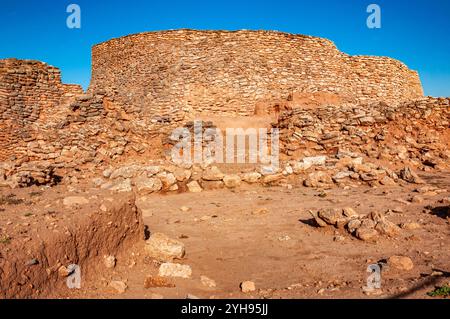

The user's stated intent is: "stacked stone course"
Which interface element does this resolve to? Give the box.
[1,30,448,190]
[89,29,423,121]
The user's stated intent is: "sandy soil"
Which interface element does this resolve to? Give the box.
[1,172,444,299]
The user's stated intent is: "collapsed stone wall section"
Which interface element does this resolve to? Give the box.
[0,59,83,161]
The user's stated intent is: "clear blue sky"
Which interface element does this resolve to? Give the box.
[1,0,449,96]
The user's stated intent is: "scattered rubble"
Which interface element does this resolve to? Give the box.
[145,233,186,261]
[159,263,192,279]
[240,281,256,293]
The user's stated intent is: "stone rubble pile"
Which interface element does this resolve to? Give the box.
[0,161,58,188]
[310,208,406,241]
[95,152,427,194]
[277,97,449,171]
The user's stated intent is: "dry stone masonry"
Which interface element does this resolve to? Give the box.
[0,29,447,191]
[89,29,423,120]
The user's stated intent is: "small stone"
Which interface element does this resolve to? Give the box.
[187,181,202,193]
[202,166,224,181]
[400,222,421,230]
[103,255,116,269]
[262,173,284,184]
[303,156,327,166]
[292,161,312,174]
[368,211,385,222]
[241,172,261,183]
[304,171,333,187]
[399,167,425,184]
[252,208,269,215]
[102,168,113,178]
[388,256,414,271]
[200,276,217,288]
[145,233,185,261]
[380,176,396,186]
[144,276,175,288]
[375,220,401,237]
[109,280,127,294]
[318,208,342,226]
[109,178,133,192]
[180,206,191,212]
[201,180,224,190]
[223,174,241,188]
[159,263,192,278]
[410,195,424,203]
[356,227,379,241]
[346,219,362,233]
[308,210,328,227]
[58,266,70,277]
[135,176,163,194]
[240,281,256,293]
[342,207,358,218]
[157,172,177,188]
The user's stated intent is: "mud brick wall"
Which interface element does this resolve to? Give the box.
[90,29,424,120]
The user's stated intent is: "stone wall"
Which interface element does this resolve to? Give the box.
[0,59,83,161]
[90,29,424,120]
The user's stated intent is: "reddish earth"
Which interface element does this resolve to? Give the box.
[1,171,448,299]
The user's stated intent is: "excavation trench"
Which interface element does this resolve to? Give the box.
[0,193,144,299]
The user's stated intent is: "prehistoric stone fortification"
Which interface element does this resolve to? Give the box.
[1,29,447,190]
[90,29,423,120]
[0,59,82,161]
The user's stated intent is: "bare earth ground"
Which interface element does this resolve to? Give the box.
[1,171,448,299]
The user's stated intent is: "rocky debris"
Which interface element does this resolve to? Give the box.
[318,208,343,226]
[399,167,425,184]
[400,222,421,230]
[1,162,60,188]
[252,208,270,216]
[200,276,217,288]
[309,208,407,241]
[202,166,224,181]
[159,263,192,279]
[180,206,191,212]
[102,178,132,193]
[63,196,89,207]
[187,180,203,193]
[145,233,186,261]
[144,276,175,288]
[355,227,379,241]
[135,176,163,194]
[103,255,116,269]
[304,171,333,187]
[241,172,261,183]
[157,172,177,189]
[240,281,256,293]
[375,219,401,236]
[388,256,414,271]
[109,280,128,294]
[223,174,241,188]
[58,265,71,278]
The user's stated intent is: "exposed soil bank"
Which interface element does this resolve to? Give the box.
[0,192,144,298]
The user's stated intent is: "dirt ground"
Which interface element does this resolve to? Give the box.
[2,171,447,299]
